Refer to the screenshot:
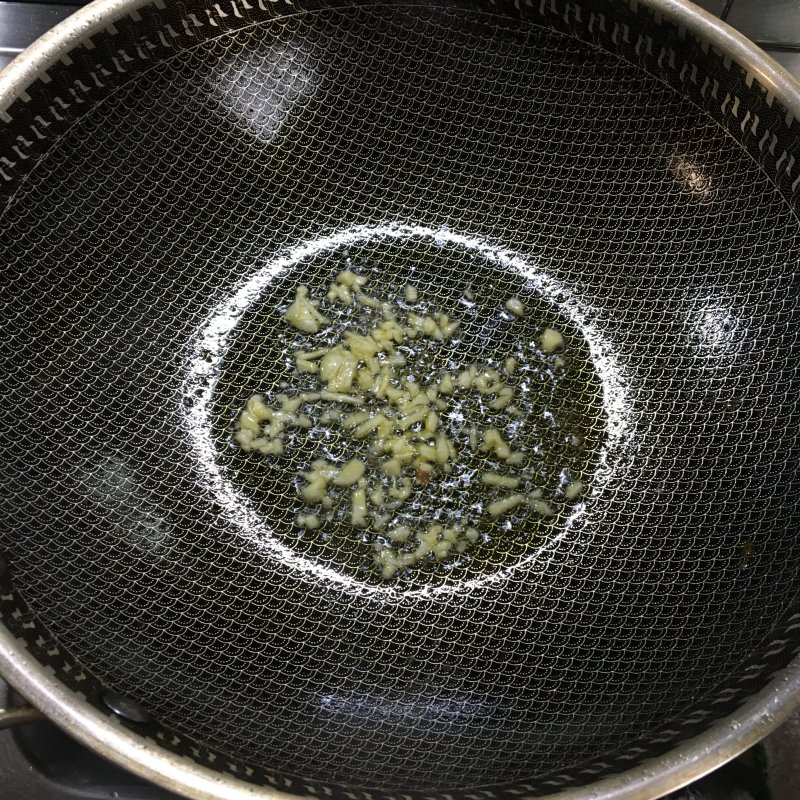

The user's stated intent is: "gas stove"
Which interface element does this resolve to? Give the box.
[2,0,800,798]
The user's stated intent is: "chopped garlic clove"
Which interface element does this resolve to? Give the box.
[318,391,364,405]
[369,485,385,507]
[333,459,366,487]
[435,433,450,465]
[319,346,358,392]
[490,387,514,410]
[389,477,413,501]
[457,367,476,389]
[482,427,512,459]
[296,355,319,373]
[540,327,564,353]
[327,284,351,303]
[434,541,452,560]
[351,486,368,527]
[486,494,526,517]
[336,269,368,289]
[237,411,261,434]
[387,526,411,543]
[234,429,255,448]
[301,476,328,504]
[505,297,525,316]
[481,472,520,489]
[256,438,284,456]
[564,480,585,500]
[245,395,271,420]
[284,286,327,333]
[381,458,403,477]
[465,527,480,543]
[342,410,370,428]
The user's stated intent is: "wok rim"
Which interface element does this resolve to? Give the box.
[3,619,800,800]
[1,0,800,798]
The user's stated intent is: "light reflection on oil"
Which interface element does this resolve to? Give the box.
[694,302,741,352]
[319,691,495,724]
[209,40,319,144]
[686,296,747,375]
[669,153,715,203]
[77,453,171,558]
[180,223,634,598]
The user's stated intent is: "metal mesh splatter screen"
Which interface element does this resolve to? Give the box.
[2,0,800,795]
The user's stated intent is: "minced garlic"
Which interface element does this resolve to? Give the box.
[540,327,564,353]
[505,297,525,316]
[564,480,585,500]
[481,472,520,489]
[333,459,366,487]
[487,494,526,517]
[284,285,327,333]
[234,270,581,578]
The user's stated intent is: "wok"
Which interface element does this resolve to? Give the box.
[2,1,800,798]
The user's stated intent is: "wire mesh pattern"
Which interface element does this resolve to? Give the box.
[2,1,800,796]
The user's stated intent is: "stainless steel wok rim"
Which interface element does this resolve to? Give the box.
[2,0,800,799]
[3,619,800,800]
[2,0,800,118]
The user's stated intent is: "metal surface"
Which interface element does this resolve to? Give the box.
[0,705,43,730]
[2,1,800,800]
[101,691,152,725]
[0,678,183,800]
[692,0,729,17]
[727,0,800,47]
[770,51,800,76]
[0,1,81,71]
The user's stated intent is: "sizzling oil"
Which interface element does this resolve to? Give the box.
[213,245,606,587]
